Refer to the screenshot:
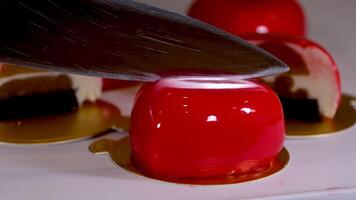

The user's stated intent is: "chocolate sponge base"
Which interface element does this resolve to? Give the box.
[279,96,321,122]
[0,90,78,121]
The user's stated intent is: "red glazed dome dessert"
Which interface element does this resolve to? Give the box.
[130,78,285,179]
[188,0,306,37]
[242,34,341,121]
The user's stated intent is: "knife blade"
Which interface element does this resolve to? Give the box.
[0,0,288,81]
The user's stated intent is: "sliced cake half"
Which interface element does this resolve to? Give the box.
[0,64,102,120]
[242,34,341,121]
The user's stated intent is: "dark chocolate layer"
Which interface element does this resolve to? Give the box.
[279,96,321,122]
[0,90,78,121]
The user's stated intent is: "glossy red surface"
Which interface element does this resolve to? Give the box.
[188,0,306,37]
[102,79,138,91]
[130,78,285,178]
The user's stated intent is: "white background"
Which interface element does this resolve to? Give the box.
[0,1,356,200]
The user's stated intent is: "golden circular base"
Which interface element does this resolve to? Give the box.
[90,136,289,185]
[287,95,355,138]
[0,101,122,144]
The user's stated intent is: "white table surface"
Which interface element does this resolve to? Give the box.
[1,1,356,200]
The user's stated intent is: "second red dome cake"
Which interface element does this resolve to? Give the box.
[130,78,285,180]
[188,0,306,37]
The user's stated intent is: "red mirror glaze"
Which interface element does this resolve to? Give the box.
[188,0,306,37]
[130,78,285,178]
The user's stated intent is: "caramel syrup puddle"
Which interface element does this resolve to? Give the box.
[287,95,356,138]
[0,100,123,144]
[90,136,289,185]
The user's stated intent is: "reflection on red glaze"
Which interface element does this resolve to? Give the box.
[130,78,285,179]
[102,79,138,91]
[188,0,306,37]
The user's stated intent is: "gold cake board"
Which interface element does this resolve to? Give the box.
[90,136,290,185]
[0,101,123,144]
[286,95,355,138]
